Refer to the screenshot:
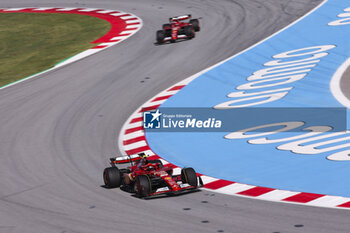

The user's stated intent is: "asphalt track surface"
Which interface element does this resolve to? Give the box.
[2,0,350,233]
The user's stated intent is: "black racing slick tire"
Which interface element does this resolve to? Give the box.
[135,175,152,197]
[156,30,165,43]
[103,167,121,188]
[190,19,200,32]
[184,26,195,39]
[181,167,198,187]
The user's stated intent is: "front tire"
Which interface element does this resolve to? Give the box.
[184,26,195,39]
[103,167,121,188]
[190,19,200,32]
[156,30,165,43]
[181,167,198,187]
[134,175,152,197]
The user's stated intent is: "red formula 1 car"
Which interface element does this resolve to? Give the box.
[103,153,203,198]
[156,14,200,44]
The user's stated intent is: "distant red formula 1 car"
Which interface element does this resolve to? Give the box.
[103,153,203,198]
[156,14,200,44]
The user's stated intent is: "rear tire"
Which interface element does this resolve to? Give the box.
[156,30,165,43]
[190,19,200,32]
[181,167,198,187]
[103,167,121,188]
[135,175,152,197]
[184,26,195,39]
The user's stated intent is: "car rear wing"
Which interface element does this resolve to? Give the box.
[169,14,191,22]
[110,154,141,165]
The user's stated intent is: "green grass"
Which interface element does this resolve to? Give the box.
[0,13,110,87]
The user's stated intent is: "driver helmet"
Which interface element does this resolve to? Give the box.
[138,152,148,158]
[137,152,149,165]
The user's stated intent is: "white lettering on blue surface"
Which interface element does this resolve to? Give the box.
[214,45,335,109]
[225,121,350,161]
[329,7,350,26]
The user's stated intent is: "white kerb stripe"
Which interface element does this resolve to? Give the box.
[126,20,140,24]
[3,8,27,11]
[56,8,77,11]
[130,112,143,119]
[123,131,144,141]
[111,36,130,40]
[120,15,136,20]
[97,42,119,47]
[257,190,300,201]
[78,8,98,12]
[307,196,350,207]
[217,183,255,195]
[120,30,137,35]
[126,24,141,29]
[200,176,219,185]
[33,7,55,11]
[123,141,147,151]
[96,10,116,14]
[166,90,181,95]
[125,121,142,129]
[110,12,127,16]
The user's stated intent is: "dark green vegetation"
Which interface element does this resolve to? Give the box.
[0,13,110,87]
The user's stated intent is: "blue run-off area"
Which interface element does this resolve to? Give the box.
[146,0,350,197]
